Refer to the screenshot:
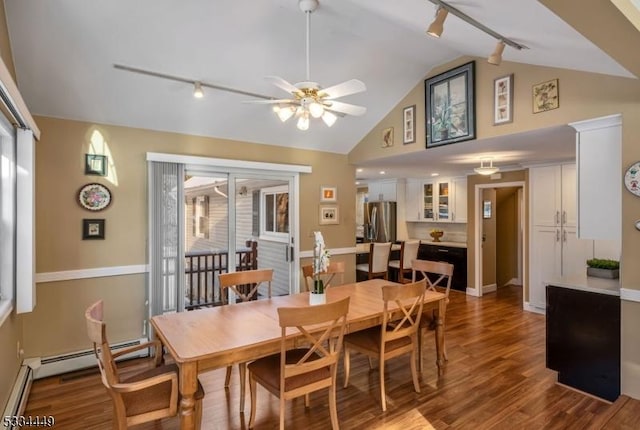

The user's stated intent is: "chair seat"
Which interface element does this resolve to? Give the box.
[343,326,412,353]
[122,364,205,417]
[248,348,331,393]
[355,263,370,272]
[388,260,400,269]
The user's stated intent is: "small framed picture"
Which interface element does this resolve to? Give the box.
[403,105,416,144]
[319,206,339,225]
[493,74,513,125]
[320,186,337,202]
[382,127,394,148]
[483,201,492,219]
[85,154,108,176]
[532,78,559,113]
[83,219,105,240]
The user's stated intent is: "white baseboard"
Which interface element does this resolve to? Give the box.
[506,278,523,286]
[465,287,481,297]
[483,283,497,294]
[34,338,149,379]
[523,301,546,315]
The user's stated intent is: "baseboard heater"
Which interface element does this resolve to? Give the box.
[34,337,149,380]
[2,363,33,429]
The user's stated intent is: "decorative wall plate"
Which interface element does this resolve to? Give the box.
[78,183,112,211]
[624,162,640,197]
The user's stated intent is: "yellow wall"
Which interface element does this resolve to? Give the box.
[481,188,497,286]
[21,116,357,357]
[496,188,520,288]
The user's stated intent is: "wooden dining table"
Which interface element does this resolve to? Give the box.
[151,278,447,430]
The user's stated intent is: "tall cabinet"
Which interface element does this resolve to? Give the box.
[405,177,467,223]
[529,164,594,310]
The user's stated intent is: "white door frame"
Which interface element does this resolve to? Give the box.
[472,181,526,298]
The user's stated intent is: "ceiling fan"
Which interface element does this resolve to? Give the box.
[246,0,367,130]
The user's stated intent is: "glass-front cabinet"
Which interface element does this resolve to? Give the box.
[406,177,467,223]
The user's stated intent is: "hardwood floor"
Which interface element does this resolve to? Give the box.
[24,286,632,429]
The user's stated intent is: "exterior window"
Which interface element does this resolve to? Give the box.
[0,118,15,325]
[192,195,209,239]
[260,186,289,242]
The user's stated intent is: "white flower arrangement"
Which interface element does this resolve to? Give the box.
[312,231,330,294]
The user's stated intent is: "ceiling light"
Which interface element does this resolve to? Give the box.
[431,173,440,177]
[275,105,295,122]
[309,101,325,118]
[321,111,337,127]
[356,168,363,173]
[425,1,528,54]
[355,181,360,185]
[379,171,386,175]
[193,82,204,99]
[297,112,310,131]
[488,41,505,65]
[426,7,448,38]
[474,158,500,176]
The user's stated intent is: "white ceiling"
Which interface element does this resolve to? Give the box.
[4,0,634,175]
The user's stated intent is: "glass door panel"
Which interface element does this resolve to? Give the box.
[423,183,434,220]
[438,182,450,221]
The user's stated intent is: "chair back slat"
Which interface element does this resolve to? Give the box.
[85,300,120,386]
[301,261,346,292]
[277,297,350,382]
[219,268,273,304]
[411,259,454,297]
[381,280,426,342]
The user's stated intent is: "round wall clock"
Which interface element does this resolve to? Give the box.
[624,161,640,197]
[78,183,112,211]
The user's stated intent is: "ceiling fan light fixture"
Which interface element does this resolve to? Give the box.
[193,82,204,98]
[488,40,506,65]
[309,101,324,118]
[297,112,310,130]
[322,110,337,127]
[427,7,448,38]
[275,105,295,122]
[474,158,500,176]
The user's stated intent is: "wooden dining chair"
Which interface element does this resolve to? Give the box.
[247,297,350,430]
[388,240,420,283]
[301,261,346,292]
[218,268,274,413]
[356,242,392,280]
[411,259,454,371]
[84,300,204,429]
[343,279,426,411]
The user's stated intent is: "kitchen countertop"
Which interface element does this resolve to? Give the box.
[418,240,467,248]
[546,274,620,297]
[355,240,467,253]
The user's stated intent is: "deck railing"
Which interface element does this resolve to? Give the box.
[184,240,258,310]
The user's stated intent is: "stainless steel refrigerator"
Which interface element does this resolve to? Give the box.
[363,201,397,243]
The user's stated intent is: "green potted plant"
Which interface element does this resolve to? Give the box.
[586,258,620,279]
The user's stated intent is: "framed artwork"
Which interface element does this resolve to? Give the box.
[319,205,339,225]
[82,219,105,239]
[483,200,492,219]
[78,183,112,211]
[382,127,394,148]
[532,79,559,113]
[493,74,514,125]
[403,105,416,144]
[85,154,108,176]
[425,61,476,148]
[320,186,337,202]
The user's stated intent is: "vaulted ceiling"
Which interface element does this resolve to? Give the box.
[4,0,636,159]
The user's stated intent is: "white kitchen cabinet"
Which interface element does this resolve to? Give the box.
[529,163,593,310]
[367,179,397,202]
[570,114,622,241]
[405,179,421,221]
[404,177,467,223]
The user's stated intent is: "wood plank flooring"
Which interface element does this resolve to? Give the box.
[23,286,634,429]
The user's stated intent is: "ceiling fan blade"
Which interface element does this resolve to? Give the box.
[320,79,366,100]
[265,76,302,96]
[325,100,366,116]
[243,99,297,105]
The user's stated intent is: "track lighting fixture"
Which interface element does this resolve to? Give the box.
[425,1,528,65]
[474,158,499,176]
[426,7,448,38]
[193,82,204,99]
[488,41,505,66]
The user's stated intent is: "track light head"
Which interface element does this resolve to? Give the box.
[488,41,506,66]
[193,82,204,98]
[427,7,448,38]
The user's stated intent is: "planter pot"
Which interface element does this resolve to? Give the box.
[587,267,619,279]
[309,292,326,306]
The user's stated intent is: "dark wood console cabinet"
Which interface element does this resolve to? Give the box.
[418,244,467,291]
[546,285,620,402]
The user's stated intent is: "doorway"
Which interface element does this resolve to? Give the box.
[473,181,525,299]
